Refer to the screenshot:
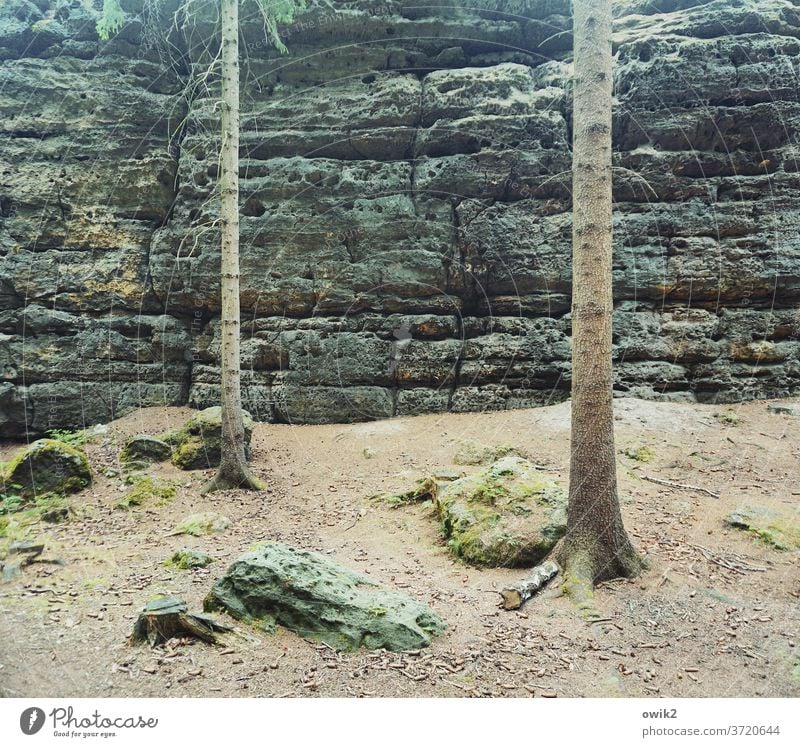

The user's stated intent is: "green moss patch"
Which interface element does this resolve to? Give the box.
[725,504,800,551]
[436,456,566,568]
[116,477,177,510]
[623,445,656,463]
[46,426,104,448]
[0,492,72,546]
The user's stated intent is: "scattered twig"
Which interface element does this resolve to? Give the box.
[688,544,767,574]
[642,475,720,498]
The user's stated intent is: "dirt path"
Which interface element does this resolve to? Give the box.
[1,398,798,697]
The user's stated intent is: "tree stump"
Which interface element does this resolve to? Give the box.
[130,596,231,646]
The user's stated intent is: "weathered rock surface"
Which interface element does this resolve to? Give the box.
[436,456,567,567]
[119,435,172,468]
[2,0,800,435]
[167,548,213,569]
[163,407,253,470]
[725,504,800,551]
[2,438,91,497]
[205,542,446,651]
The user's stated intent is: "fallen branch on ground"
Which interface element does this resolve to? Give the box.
[500,560,560,610]
[642,475,720,498]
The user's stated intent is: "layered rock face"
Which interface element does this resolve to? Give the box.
[2,0,799,436]
[0,0,190,436]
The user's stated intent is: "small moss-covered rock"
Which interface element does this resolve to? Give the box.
[167,548,214,569]
[163,407,253,470]
[205,542,445,651]
[716,410,742,426]
[3,439,91,498]
[173,512,231,536]
[453,441,521,466]
[725,504,800,551]
[119,435,172,469]
[437,456,566,568]
[116,476,176,510]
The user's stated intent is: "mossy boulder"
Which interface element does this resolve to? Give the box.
[172,512,231,536]
[205,542,446,651]
[116,477,176,510]
[436,456,566,567]
[163,407,253,470]
[167,548,214,569]
[2,438,91,498]
[725,504,800,551]
[119,435,172,469]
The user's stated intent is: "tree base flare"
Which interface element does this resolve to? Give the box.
[202,464,265,494]
[557,545,646,620]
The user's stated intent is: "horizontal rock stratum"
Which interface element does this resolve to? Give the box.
[2,1,799,436]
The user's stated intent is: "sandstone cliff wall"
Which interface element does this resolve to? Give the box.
[1,0,799,436]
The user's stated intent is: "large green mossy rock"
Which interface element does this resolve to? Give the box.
[437,456,566,568]
[725,504,800,551]
[205,542,446,651]
[2,439,91,498]
[163,407,253,470]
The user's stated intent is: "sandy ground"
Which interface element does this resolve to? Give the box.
[1,397,798,698]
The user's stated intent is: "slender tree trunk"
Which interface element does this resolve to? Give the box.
[557,0,642,601]
[204,0,263,493]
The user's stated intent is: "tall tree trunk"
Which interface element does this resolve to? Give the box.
[204,0,263,493]
[557,0,642,602]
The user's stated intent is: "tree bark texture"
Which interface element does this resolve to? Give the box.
[205,0,263,493]
[558,0,642,586]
